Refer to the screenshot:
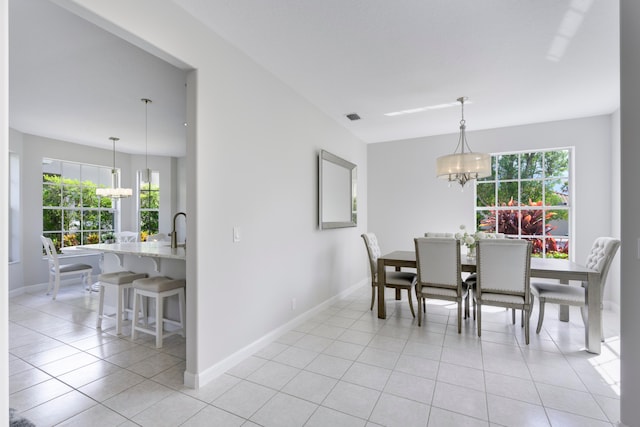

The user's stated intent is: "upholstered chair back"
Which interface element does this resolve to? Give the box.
[361,233,382,278]
[477,239,531,295]
[415,237,460,288]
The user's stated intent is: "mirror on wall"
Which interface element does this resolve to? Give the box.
[319,150,357,229]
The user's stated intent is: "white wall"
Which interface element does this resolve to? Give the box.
[9,130,182,289]
[58,0,368,387]
[1,0,9,416]
[620,2,640,423]
[369,115,619,304]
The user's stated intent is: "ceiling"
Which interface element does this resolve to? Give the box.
[9,0,619,156]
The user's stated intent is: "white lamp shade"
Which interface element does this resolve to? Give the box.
[436,152,492,179]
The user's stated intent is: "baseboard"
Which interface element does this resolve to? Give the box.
[184,278,368,389]
[10,278,96,299]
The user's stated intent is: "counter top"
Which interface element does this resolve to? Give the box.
[75,242,186,260]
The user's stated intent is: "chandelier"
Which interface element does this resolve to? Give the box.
[96,137,132,198]
[436,97,491,188]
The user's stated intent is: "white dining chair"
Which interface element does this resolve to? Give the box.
[114,231,139,243]
[361,233,417,317]
[414,237,467,332]
[475,239,532,344]
[531,237,620,338]
[41,235,93,300]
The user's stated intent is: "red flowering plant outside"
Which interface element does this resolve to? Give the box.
[479,197,569,258]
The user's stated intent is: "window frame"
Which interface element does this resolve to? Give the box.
[138,170,160,240]
[474,147,573,259]
[42,158,119,250]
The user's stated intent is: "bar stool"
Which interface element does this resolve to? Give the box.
[131,276,186,348]
[96,271,148,335]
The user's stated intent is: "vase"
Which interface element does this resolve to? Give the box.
[467,245,476,258]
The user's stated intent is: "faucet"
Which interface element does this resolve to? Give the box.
[170,212,186,249]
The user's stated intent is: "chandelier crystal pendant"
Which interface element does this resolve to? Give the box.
[141,98,152,184]
[96,137,133,198]
[436,97,492,188]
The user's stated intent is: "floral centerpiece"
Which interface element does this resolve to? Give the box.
[455,225,487,257]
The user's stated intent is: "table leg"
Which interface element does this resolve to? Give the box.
[377,261,386,319]
[585,272,602,354]
[395,289,401,300]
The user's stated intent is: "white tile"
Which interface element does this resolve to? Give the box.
[226,355,268,378]
[536,383,609,421]
[9,367,52,394]
[305,354,353,379]
[78,369,146,402]
[57,360,123,388]
[437,362,485,392]
[427,407,489,427]
[309,323,348,340]
[151,361,189,390]
[369,392,430,427]
[342,362,392,390]
[323,340,366,360]
[254,341,290,359]
[246,360,300,390]
[183,373,241,403]
[293,334,333,352]
[394,354,440,380]
[546,408,616,427]
[273,345,319,368]
[181,405,246,426]
[281,370,338,404]
[384,371,435,404]
[356,347,400,369]
[9,378,74,412]
[486,394,550,427]
[56,404,128,426]
[305,406,366,427]
[21,390,96,426]
[432,381,488,421]
[127,352,184,378]
[402,341,443,361]
[368,335,407,353]
[440,345,483,370]
[338,329,375,346]
[132,392,207,426]
[593,393,620,424]
[250,393,317,427]
[102,379,175,418]
[322,381,380,419]
[484,371,541,405]
[213,380,276,419]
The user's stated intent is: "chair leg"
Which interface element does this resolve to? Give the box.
[178,289,186,338]
[524,308,530,344]
[370,285,375,311]
[457,299,462,334]
[536,297,546,334]
[115,286,123,335]
[53,275,61,300]
[96,283,105,329]
[418,297,423,327]
[407,289,415,318]
[512,308,516,324]
[477,303,482,336]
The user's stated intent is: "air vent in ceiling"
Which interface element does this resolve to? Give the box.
[346,113,361,121]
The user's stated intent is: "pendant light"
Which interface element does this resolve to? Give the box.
[96,137,133,198]
[436,97,491,188]
[141,98,152,184]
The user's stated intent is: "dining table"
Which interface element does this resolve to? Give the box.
[376,250,603,354]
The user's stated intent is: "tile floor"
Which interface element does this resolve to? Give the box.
[9,284,620,426]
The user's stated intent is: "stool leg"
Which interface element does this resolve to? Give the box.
[131,291,139,340]
[155,294,163,348]
[115,285,123,335]
[178,289,186,338]
[96,283,105,329]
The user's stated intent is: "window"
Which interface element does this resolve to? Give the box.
[139,170,160,240]
[475,149,571,258]
[42,159,116,250]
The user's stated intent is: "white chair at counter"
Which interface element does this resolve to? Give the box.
[96,271,148,335]
[41,236,93,300]
[114,231,138,243]
[131,276,186,348]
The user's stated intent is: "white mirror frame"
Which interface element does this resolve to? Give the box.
[319,150,357,229]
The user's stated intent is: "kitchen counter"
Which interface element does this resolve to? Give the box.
[75,242,186,273]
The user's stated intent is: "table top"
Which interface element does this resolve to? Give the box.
[74,242,186,260]
[379,250,596,280]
